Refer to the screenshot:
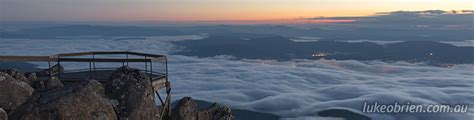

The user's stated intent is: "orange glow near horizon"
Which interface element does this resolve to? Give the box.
[1,0,473,22]
[194,19,356,25]
[130,0,473,21]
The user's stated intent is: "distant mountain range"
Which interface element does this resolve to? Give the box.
[0,25,191,39]
[173,34,474,65]
[1,25,472,41]
[2,25,472,65]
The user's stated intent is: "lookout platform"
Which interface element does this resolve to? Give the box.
[0,51,172,119]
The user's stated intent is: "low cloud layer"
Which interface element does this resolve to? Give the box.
[1,37,473,119]
[169,56,474,120]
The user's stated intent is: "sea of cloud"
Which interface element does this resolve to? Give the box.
[0,36,473,120]
[336,39,474,47]
[439,40,474,47]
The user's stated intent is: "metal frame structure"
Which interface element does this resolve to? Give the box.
[0,51,172,119]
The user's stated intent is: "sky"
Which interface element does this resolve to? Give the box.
[0,0,473,22]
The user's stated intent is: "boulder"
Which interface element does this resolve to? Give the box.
[44,77,63,89]
[105,66,160,119]
[10,80,116,120]
[198,104,233,120]
[0,108,7,120]
[0,72,34,112]
[0,69,28,83]
[172,97,198,120]
[30,77,63,90]
[172,97,234,120]
[24,72,37,82]
[31,77,64,90]
[30,80,45,90]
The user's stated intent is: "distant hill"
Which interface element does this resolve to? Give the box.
[0,62,41,72]
[174,34,474,65]
[0,25,191,39]
[1,25,472,41]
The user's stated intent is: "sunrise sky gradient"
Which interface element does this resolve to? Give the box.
[1,0,472,22]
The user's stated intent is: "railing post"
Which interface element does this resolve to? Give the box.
[48,60,52,78]
[165,58,168,82]
[92,53,96,70]
[89,61,92,80]
[57,56,61,79]
[145,56,148,74]
[126,53,129,66]
[150,61,153,78]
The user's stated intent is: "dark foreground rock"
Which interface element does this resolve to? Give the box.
[30,77,63,90]
[172,97,234,120]
[0,69,28,84]
[43,77,64,89]
[172,99,279,120]
[0,72,34,113]
[0,108,7,120]
[1,67,235,120]
[105,66,160,119]
[10,80,116,120]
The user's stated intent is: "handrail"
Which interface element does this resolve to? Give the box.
[0,51,167,62]
[0,56,53,61]
[57,51,166,58]
[58,58,152,62]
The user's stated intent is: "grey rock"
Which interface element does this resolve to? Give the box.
[172,97,234,120]
[0,108,7,120]
[105,66,160,119]
[44,77,63,89]
[25,73,37,81]
[198,104,233,120]
[172,99,279,120]
[30,80,45,90]
[0,69,28,84]
[30,77,63,90]
[172,97,198,120]
[10,80,116,120]
[0,72,34,112]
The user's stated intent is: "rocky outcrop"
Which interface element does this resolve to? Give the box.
[30,80,45,90]
[0,72,34,112]
[0,68,62,90]
[0,108,7,120]
[198,104,233,120]
[24,73,37,82]
[0,67,234,120]
[0,69,28,83]
[10,80,116,120]
[172,97,198,120]
[172,97,234,120]
[105,66,160,119]
[44,77,63,89]
[30,77,64,90]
